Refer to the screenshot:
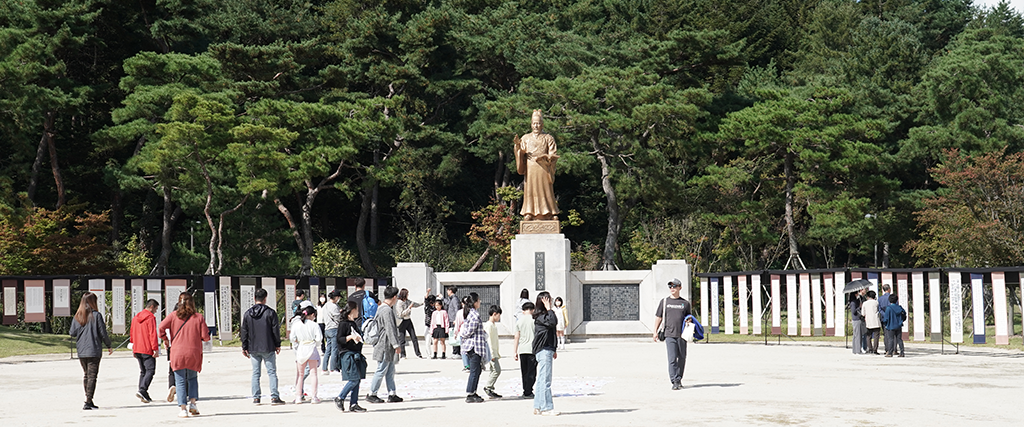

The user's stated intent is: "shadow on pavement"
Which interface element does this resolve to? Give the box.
[685,383,742,389]
[212,411,296,416]
[560,408,638,415]
[396,370,440,375]
[362,405,442,412]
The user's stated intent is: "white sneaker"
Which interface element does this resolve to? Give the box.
[294,398,303,405]
[188,403,199,416]
[311,397,322,404]
[540,410,560,416]
[177,409,189,418]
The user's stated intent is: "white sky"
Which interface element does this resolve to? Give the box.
[975,0,1024,12]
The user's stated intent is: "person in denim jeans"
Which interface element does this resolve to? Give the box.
[323,291,343,373]
[241,288,284,405]
[532,292,559,416]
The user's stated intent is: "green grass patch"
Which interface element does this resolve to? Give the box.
[0,326,76,358]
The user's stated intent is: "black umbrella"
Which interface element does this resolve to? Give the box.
[843,279,872,294]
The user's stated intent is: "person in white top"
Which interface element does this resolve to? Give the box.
[290,306,323,404]
[862,291,881,355]
[322,291,343,373]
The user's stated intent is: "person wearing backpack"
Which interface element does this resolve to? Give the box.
[362,291,379,323]
[365,286,404,404]
[652,278,692,391]
[347,278,367,318]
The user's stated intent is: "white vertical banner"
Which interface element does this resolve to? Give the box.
[310,283,320,306]
[111,279,126,334]
[285,281,297,336]
[53,279,71,317]
[970,274,985,344]
[752,274,762,335]
[261,277,277,313]
[710,277,720,334]
[812,273,822,336]
[897,273,909,340]
[88,279,106,320]
[240,282,256,330]
[928,272,942,342]
[723,276,733,334]
[948,272,963,343]
[799,273,811,336]
[165,280,186,317]
[1020,273,1024,346]
[786,273,798,336]
[131,279,145,317]
[699,277,708,327]
[203,276,217,329]
[146,279,162,325]
[218,276,232,341]
[771,275,781,334]
[911,272,925,341]
[824,273,835,335]
[992,272,1009,345]
[738,275,748,335]
[834,272,845,337]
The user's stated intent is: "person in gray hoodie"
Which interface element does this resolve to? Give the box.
[366,286,404,404]
[69,292,112,410]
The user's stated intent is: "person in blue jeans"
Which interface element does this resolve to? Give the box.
[882,293,907,357]
[241,288,285,405]
[532,291,559,416]
[323,291,343,374]
[366,286,404,404]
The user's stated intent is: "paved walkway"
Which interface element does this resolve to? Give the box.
[0,338,1021,425]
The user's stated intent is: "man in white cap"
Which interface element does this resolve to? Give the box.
[652,278,692,390]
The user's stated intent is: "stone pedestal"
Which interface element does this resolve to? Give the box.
[511,233,571,304]
[520,220,560,234]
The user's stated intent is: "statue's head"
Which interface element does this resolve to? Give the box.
[531,110,543,134]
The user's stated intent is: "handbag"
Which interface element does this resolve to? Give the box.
[657,298,667,342]
[682,322,695,342]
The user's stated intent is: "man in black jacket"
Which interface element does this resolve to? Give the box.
[241,288,285,405]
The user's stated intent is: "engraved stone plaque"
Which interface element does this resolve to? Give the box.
[455,286,501,314]
[520,220,560,234]
[535,252,546,291]
[583,284,640,321]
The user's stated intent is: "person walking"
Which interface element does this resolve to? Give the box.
[849,288,867,355]
[130,299,160,403]
[164,302,179,403]
[396,288,424,358]
[316,293,328,353]
[553,297,567,350]
[241,288,285,405]
[513,301,537,399]
[532,292,559,416]
[878,284,892,354]
[291,306,323,404]
[652,278,693,390]
[483,305,504,399]
[430,299,449,359]
[323,291,342,374]
[443,286,460,354]
[882,294,907,357]
[366,286,404,404]
[335,301,368,412]
[863,291,881,355]
[514,289,530,323]
[292,289,307,318]
[459,293,486,403]
[70,292,113,410]
[347,278,367,318]
[159,293,211,418]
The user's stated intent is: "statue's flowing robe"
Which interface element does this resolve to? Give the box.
[515,132,559,218]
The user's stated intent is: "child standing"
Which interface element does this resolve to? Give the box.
[882,294,906,357]
[554,297,567,350]
[290,306,323,404]
[430,300,449,359]
[483,305,503,399]
[513,301,536,399]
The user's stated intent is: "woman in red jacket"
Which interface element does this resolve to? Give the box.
[159,293,210,418]
[130,299,161,403]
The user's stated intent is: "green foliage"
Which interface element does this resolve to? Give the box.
[116,235,152,275]
[311,241,361,276]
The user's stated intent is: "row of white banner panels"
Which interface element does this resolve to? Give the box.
[696,269,1024,344]
[0,276,379,340]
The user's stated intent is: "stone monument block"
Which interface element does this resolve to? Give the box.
[511,233,571,304]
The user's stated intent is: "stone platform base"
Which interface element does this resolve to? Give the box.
[520,220,560,234]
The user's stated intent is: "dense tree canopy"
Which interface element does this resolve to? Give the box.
[2,0,1022,275]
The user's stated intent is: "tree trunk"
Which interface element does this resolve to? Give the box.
[594,141,620,271]
[882,241,890,268]
[150,185,181,275]
[783,150,805,270]
[273,197,307,269]
[298,188,318,276]
[214,196,247,275]
[370,181,379,247]
[356,185,378,276]
[46,114,66,209]
[26,112,55,205]
[468,247,491,272]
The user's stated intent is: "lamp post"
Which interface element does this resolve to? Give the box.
[864,213,877,268]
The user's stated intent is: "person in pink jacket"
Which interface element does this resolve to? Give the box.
[159,293,210,418]
[130,299,160,403]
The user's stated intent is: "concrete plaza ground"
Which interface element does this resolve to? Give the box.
[1,337,1021,426]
